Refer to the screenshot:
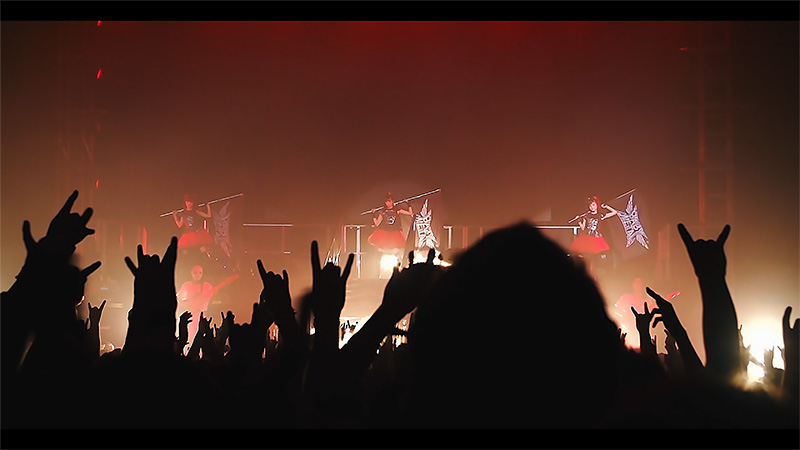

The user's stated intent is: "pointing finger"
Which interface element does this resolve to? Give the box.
[22,220,36,252]
[59,190,79,217]
[717,224,731,246]
[341,253,354,281]
[124,256,137,275]
[677,223,693,248]
[81,260,102,277]
[311,241,321,274]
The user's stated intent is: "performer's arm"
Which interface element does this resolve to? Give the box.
[177,283,188,302]
[173,211,184,229]
[398,203,413,216]
[197,204,212,219]
[601,203,618,219]
[373,213,383,227]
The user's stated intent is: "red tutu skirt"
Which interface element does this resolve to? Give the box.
[178,230,214,248]
[368,229,406,250]
[569,235,610,255]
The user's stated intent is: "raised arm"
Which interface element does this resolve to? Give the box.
[677,223,739,382]
[600,203,618,219]
[86,300,106,361]
[397,203,413,216]
[172,210,184,229]
[781,306,798,403]
[197,203,212,219]
[308,240,354,356]
[122,237,179,356]
[631,302,657,358]
[257,261,305,355]
[648,287,704,376]
[340,249,442,378]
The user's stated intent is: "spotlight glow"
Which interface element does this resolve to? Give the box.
[744,325,784,370]
[411,251,452,267]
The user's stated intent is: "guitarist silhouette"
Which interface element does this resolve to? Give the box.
[177,265,238,340]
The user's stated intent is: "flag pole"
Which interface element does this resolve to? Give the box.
[159,193,244,217]
[360,188,441,215]
[568,188,636,223]
[610,188,636,202]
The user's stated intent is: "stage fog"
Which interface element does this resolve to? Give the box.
[2,21,797,362]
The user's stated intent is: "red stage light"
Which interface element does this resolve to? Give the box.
[96,69,103,79]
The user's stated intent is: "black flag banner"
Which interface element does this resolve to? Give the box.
[606,190,650,261]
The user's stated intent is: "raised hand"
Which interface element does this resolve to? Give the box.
[20,190,95,266]
[60,261,103,311]
[197,311,213,337]
[88,299,106,327]
[44,190,95,250]
[338,248,444,383]
[84,299,106,358]
[631,302,657,356]
[122,237,179,355]
[781,306,798,401]
[13,191,101,306]
[677,223,730,280]
[380,249,442,319]
[176,311,192,355]
[647,287,704,375]
[309,240,354,356]
[257,262,295,321]
[631,302,655,334]
[257,262,306,356]
[677,224,739,382]
[310,240,354,320]
[214,310,235,352]
[124,237,178,314]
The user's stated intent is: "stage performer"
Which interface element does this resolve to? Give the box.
[368,192,414,263]
[569,196,617,277]
[173,193,213,253]
[177,264,214,343]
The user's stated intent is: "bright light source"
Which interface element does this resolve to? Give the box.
[747,362,765,386]
[411,251,452,267]
[380,254,400,278]
[744,325,784,370]
[96,69,103,79]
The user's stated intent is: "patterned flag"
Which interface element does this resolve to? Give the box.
[602,190,651,263]
[616,194,649,249]
[403,191,445,259]
[414,199,440,251]
[213,201,233,258]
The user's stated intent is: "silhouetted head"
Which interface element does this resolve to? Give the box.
[384,192,395,209]
[588,196,599,212]
[407,221,621,428]
[184,193,197,210]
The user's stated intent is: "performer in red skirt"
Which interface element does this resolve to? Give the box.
[569,196,618,276]
[173,193,214,251]
[368,192,414,260]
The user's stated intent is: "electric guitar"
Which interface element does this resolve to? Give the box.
[180,274,239,310]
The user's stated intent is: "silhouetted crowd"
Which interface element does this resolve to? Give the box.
[2,191,798,449]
